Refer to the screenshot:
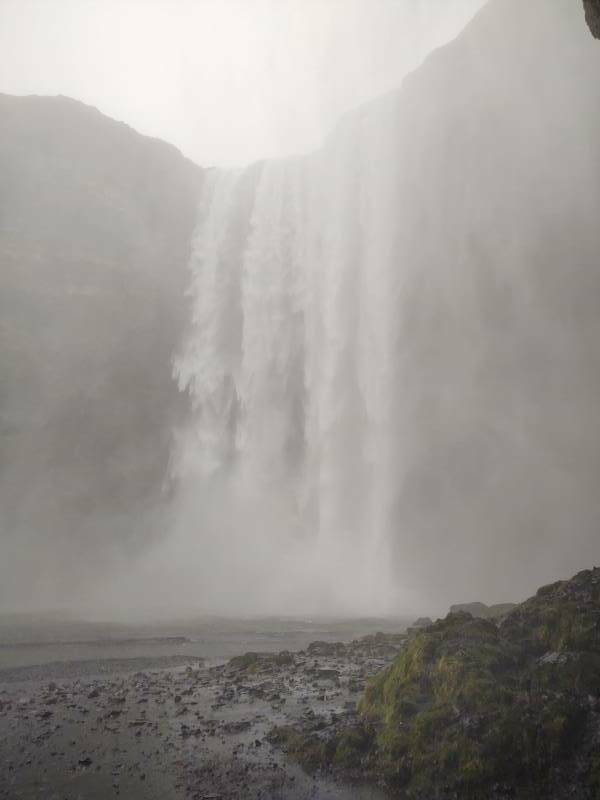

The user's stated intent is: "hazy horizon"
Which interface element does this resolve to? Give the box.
[0,0,485,167]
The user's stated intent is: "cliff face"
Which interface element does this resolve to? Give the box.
[584,0,600,37]
[379,0,600,604]
[0,94,202,584]
[164,0,600,614]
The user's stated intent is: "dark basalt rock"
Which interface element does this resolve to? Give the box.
[584,0,600,38]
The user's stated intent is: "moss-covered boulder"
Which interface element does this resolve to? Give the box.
[280,568,600,798]
[365,569,600,797]
[226,650,295,675]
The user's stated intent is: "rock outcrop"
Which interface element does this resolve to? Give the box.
[296,568,600,798]
[449,602,516,619]
[584,0,600,37]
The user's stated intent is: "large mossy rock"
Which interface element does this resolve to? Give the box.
[448,602,516,620]
[301,569,600,798]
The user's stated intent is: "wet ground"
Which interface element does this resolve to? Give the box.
[0,627,406,799]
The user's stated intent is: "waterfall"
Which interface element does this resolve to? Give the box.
[169,0,600,614]
[172,95,403,612]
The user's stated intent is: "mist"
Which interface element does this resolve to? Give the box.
[0,0,484,166]
[1,0,600,623]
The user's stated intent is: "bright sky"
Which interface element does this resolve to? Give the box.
[0,0,485,167]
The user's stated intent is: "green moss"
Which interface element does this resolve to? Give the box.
[395,698,418,718]
[333,727,372,768]
[269,570,599,798]
[267,725,333,771]
[353,569,600,797]
[228,650,294,673]
[229,651,261,670]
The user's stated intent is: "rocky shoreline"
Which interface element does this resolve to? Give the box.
[0,632,404,799]
[3,569,598,799]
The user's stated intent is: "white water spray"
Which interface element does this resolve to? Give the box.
[172,94,404,613]
[164,0,600,616]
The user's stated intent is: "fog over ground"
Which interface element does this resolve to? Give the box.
[1,0,599,621]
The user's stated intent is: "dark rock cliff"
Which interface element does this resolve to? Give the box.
[377,0,600,604]
[0,94,202,570]
[584,0,600,37]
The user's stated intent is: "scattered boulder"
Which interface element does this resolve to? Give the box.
[411,617,433,629]
[449,601,516,620]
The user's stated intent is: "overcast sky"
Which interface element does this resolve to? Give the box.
[0,0,485,166]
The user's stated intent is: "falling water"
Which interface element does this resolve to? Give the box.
[172,95,404,613]
[169,0,600,615]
